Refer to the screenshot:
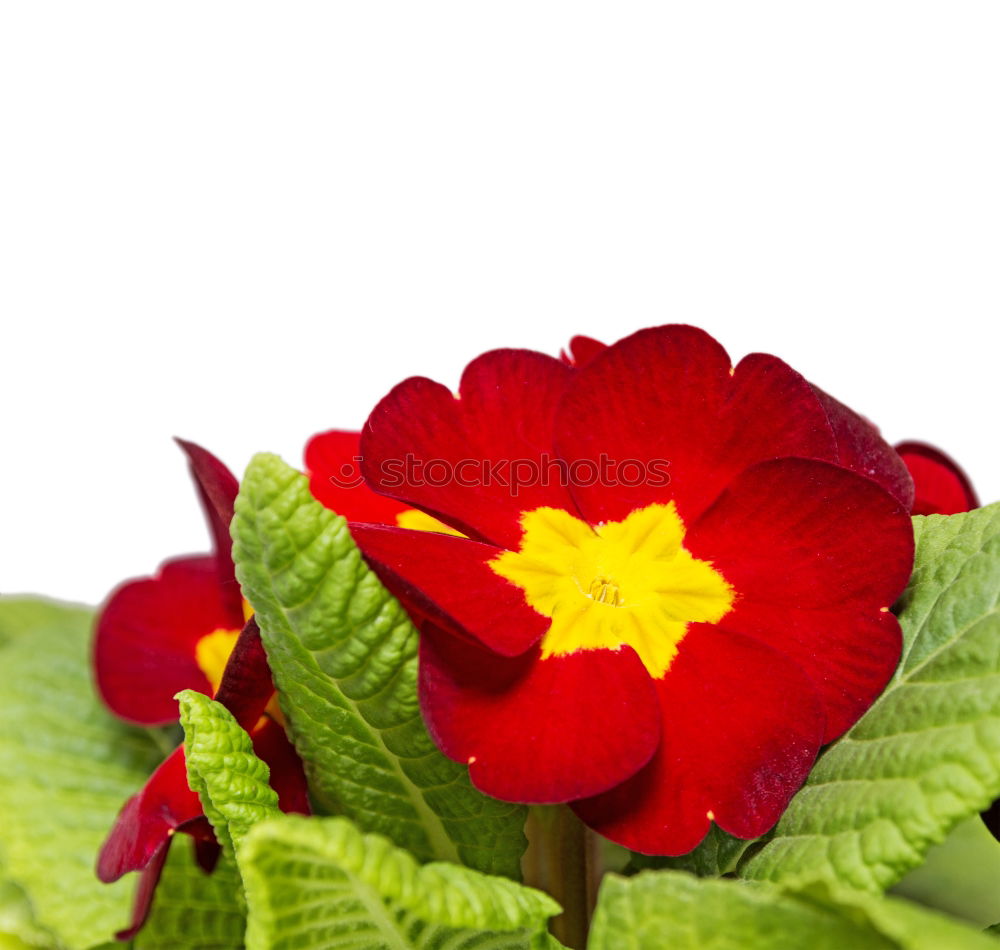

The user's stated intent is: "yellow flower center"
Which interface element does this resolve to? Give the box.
[490,502,735,678]
[194,600,256,693]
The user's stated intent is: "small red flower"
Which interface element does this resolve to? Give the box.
[93,441,309,938]
[97,620,309,940]
[895,440,979,516]
[349,325,915,855]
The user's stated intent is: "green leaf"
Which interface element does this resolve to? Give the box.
[238,814,559,950]
[127,705,250,949]
[0,874,55,948]
[231,453,527,876]
[177,690,280,858]
[892,817,1000,928]
[134,845,245,950]
[589,870,999,949]
[740,504,1000,891]
[0,597,164,948]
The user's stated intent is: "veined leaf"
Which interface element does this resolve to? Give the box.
[134,845,245,950]
[239,815,559,950]
[231,454,527,876]
[177,690,280,858]
[740,504,1000,890]
[0,598,163,948]
[589,870,998,949]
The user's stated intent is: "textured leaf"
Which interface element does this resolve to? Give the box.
[741,504,1000,890]
[0,597,163,948]
[589,870,998,949]
[134,845,245,949]
[239,815,559,950]
[232,453,527,876]
[177,690,280,858]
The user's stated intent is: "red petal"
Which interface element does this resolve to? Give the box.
[95,555,244,725]
[687,457,914,611]
[305,429,412,523]
[895,440,979,515]
[560,335,607,367]
[113,839,171,941]
[193,834,222,873]
[685,458,912,740]
[350,524,549,656]
[175,439,243,620]
[251,718,311,815]
[722,603,901,742]
[555,326,837,525]
[97,746,203,883]
[214,617,275,731]
[360,349,577,548]
[573,626,825,855]
[419,625,660,803]
[810,387,915,510]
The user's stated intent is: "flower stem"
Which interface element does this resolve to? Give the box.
[523,805,597,949]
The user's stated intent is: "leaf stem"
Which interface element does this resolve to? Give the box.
[523,805,597,949]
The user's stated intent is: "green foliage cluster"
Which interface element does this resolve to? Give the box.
[2,456,999,948]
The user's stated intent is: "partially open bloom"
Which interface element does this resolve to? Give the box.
[93,441,308,937]
[349,325,915,854]
[895,440,979,516]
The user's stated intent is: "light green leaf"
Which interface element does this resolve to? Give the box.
[589,870,998,949]
[177,690,280,858]
[740,504,1000,891]
[239,815,559,950]
[231,453,527,876]
[134,844,245,949]
[892,817,1000,928]
[0,874,55,948]
[0,597,163,948]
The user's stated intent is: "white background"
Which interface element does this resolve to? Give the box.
[2,3,998,605]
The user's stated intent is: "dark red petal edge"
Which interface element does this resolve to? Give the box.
[214,616,275,731]
[97,746,203,883]
[112,839,171,941]
[809,385,915,511]
[175,438,243,619]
